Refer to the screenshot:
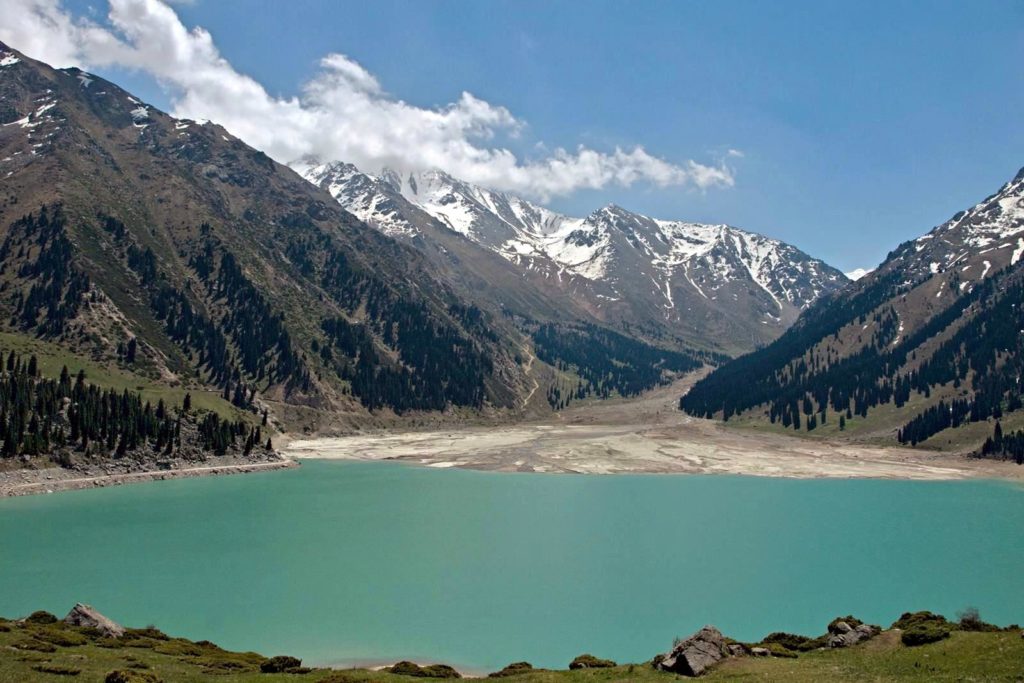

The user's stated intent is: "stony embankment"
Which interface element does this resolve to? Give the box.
[0,452,295,497]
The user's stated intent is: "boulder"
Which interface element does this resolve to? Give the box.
[750,647,771,657]
[63,603,124,638]
[827,622,879,648]
[655,625,731,676]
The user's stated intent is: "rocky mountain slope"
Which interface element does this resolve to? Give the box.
[681,166,1024,453]
[304,162,848,355]
[0,42,721,434]
[0,42,552,431]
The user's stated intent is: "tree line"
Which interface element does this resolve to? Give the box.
[0,351,267,462]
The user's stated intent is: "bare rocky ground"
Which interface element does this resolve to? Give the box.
[284,373,1024,480]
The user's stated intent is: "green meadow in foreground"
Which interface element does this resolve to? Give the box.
[1,611,1022,682]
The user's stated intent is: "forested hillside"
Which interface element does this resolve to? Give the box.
[681,166,1024,455]
[0,351,264,467]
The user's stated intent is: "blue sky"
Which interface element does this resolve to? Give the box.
[46,1,1024,271]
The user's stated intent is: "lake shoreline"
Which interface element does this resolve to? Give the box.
[0,457,297,498]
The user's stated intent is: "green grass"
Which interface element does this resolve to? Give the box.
[1,616,1022,683]
[0,331,246,421]
[724,383,970,448]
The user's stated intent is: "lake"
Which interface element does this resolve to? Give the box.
[0,460,1021,673]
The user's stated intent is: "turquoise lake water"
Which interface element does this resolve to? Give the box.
[0,460,1022,672]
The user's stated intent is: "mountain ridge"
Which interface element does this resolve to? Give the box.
[304,160,848,355]
[681,163,1024,454]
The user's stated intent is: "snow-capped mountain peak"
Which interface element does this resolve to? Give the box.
[303,160,847,353]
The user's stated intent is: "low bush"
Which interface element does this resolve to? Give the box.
[760,632,812,651]
[12,638,57,653]
[488,661,535,677]
[30,625,89,647]
[124,627,169,641]
[568,653,616,669]
[104,671,163,683]
[389,661,462,678]
[24,610,58,625]
[760,643,799,659]
[31,664,81,676]
[260,654,303,673]
[892,611,952,646]
[891,611,951,631]
[902,622,951,646]
[957,607,1001,632]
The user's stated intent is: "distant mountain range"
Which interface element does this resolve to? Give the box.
[304,162,848,355]
[682,166,1024,453]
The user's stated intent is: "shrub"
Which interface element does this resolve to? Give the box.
[152,639,204,657]
[901,622,951,646]
[12,638,57,653]
[124,627,169,641]
[31,625,89,647]
[260,655,303,673]
[104,671,163,683]
[957,607,1000,632]
[760,632,812,652]
[893,611,953,646]
[760,643,799,659]
[388,661,462,678]
[31,664,81,676]
[568,654,616,669]
[488,662,534,677]
[24,610,58,624]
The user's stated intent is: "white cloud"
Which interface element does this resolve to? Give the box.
[0,0,738,200]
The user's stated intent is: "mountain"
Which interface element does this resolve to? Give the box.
[0,42,723,438]
[0,41,553,432]
[681,166,1024,455]
[304,162,848,355]
[844,268,872,281]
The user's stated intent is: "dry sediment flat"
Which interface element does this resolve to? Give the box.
[285,377,1020,481]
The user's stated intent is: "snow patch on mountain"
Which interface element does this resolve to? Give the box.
[303,161,845,312]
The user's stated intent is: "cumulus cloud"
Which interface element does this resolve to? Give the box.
[0,0,738,200]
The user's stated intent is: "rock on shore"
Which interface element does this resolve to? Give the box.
[64,603,124,638]
[654,625,730,676]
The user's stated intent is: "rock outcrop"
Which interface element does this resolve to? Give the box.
[655,625,731,676]
[827,620,879,648]
[63,603,124,638]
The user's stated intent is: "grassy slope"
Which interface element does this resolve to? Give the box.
[2,617,1022,683]
[0,331,245,421]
